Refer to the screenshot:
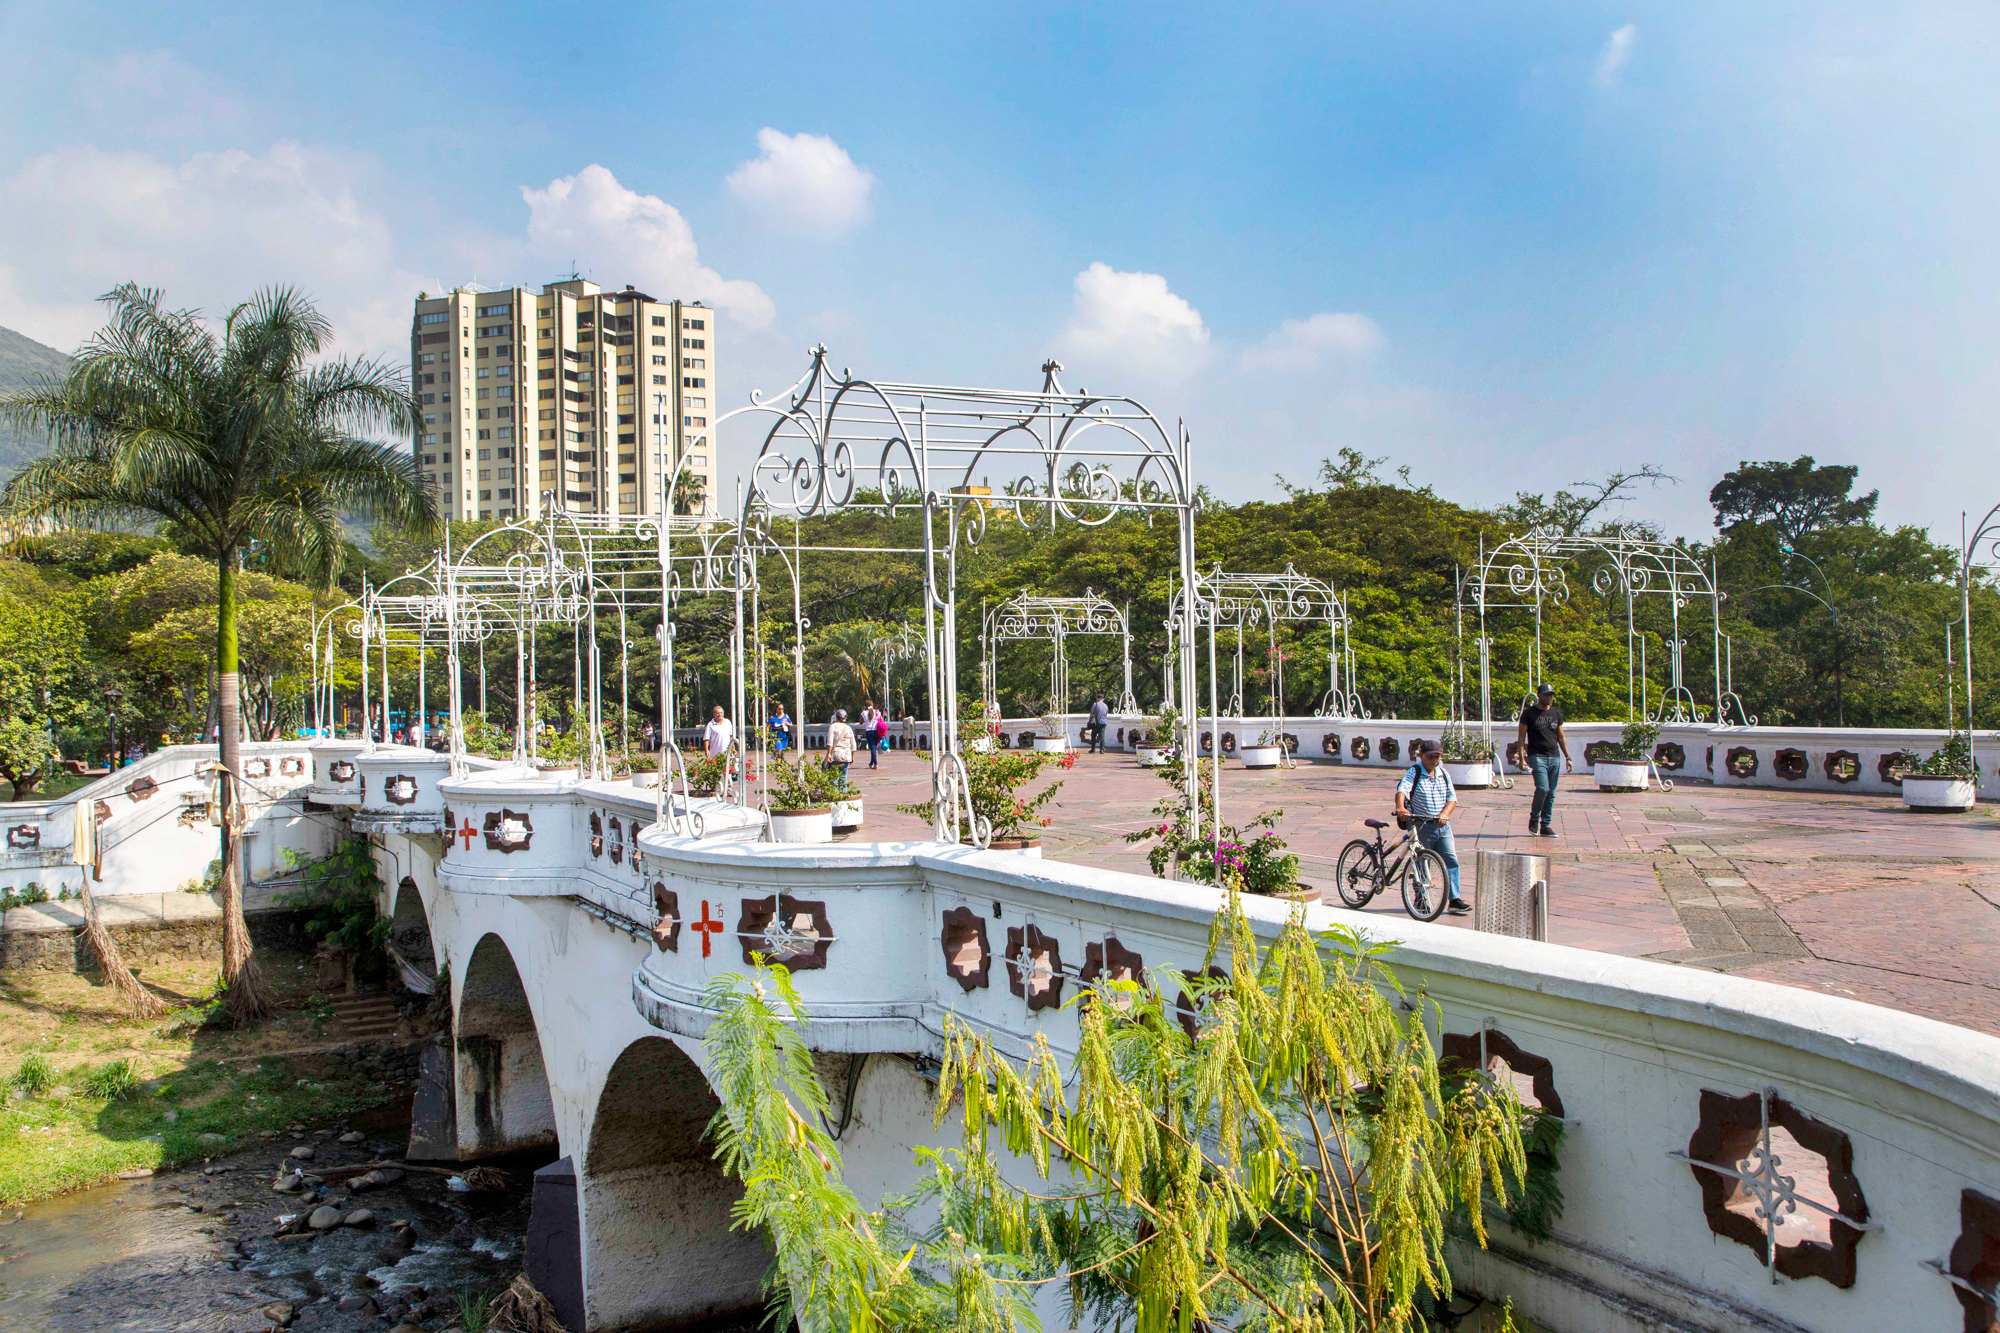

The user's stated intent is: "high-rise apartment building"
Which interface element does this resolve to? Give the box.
[409,278,717,522]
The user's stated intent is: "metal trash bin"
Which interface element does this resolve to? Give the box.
[1473,851,1549,941]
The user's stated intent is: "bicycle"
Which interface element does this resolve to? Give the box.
[1334,815,1454,922]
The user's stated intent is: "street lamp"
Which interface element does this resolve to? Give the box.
[103,684,123,769]
[1774,540,1846,726]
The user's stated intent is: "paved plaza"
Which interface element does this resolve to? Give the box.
[835,747,2000,1036]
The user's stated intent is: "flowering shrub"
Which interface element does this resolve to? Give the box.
[899,749,1064,841]
[1122,731,1301,895]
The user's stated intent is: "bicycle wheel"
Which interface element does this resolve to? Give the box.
[1401,848,1451,922]
[1334,839,1383,908]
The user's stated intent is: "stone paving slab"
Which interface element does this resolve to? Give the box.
[838,748,2000,1035]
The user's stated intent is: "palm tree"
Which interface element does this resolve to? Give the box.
[2,284,440,1022]
[818,622,885,707]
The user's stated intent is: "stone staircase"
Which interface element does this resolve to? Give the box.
[325,992,403,1041]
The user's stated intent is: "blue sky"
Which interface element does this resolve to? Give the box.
[1,1,1995,540]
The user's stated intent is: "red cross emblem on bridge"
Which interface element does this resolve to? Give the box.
[692,900,726,958]
[456,819,477,852]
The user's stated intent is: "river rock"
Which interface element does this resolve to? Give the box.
[260,1302,295,1326]
[350,1167,405,1191]
[162,1109,177,1123]
[199,1132,225,1144]
[270,1174,301,1193]
[307,1205,343,1231]
[344,1208,375,1227]
[338,1130,365,1143]
[288,1145,315,1160]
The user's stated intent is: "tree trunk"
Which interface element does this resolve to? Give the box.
[79,878,166,1019]
[216,552,271,1023]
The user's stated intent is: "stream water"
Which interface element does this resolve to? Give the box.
[0,1109,545,1333]
[0,1178,202,1331]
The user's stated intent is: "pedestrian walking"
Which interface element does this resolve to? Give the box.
[1087,693,1110,753]
[702,705,734,759]
[770,702,793,753]
[1516,683,1573,837]
[1395,739,1469,914]
[827,709,857,782]
[859,699,883,768]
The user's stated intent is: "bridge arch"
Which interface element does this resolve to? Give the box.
[387,875,439,993]
[455,932,558,1158]
[573,1036,767,1329]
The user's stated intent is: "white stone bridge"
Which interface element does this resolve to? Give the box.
[5,736,2000,1332]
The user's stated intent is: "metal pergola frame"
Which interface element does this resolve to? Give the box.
[980,589,1138,720]
[1459,527,1749,753]
[702,347,1210,845]
[1165,565,1367,757]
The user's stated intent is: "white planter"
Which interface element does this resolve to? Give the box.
[967,735,995,753]
[1594,760,1649,793]
[831,798,863,831]
[769,807,835,843]
[987,837,1043,857]
[1901,775,1975,812]
[1239,746,1282,769]
[1444,761,1493,789]
[1031,736,1068,754]
[1134,747,1168,768]
[532,764,580,782]
[630,771,661,788]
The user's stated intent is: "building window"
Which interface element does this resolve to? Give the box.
[652,374,666,385]
[682,337,705,349]
[476,303,511,317]
[477,429,491,440]
[684,416,707,428]
[420,354,436,365]
[419,311,449,325]
[689,454,708,468]
[652,355,666,365]
[617,433,636,445]
[682,377,705,388]
[651,315,665,326]
[479,490,491,500]
[616,374,634,385]
[682,318,704,329]
[497,426,513,438]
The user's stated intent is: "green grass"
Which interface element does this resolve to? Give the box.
[0,950,403,1206]
[0,771,98,804]
[0,1055,400,1205]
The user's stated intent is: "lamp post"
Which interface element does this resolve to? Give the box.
[1776,541,1846,726]
[103,684,123,769]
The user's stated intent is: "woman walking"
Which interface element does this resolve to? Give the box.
[827,709,857,782]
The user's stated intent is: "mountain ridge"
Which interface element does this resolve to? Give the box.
[0,324,71,474]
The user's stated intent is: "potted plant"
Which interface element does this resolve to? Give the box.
[681,748,732,798]
[1440,725,1495,789]
[626,751,661,788]
[1901,736,1977,812]
[899,749,1063,852]
[1031,702,1069,754]
[1594,721,1658,793]
[767,754,843,843]
[826,760,864,831]
[1133,706,1176,767]
[1239,727,1284,770]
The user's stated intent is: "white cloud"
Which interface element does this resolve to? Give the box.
[725,128,874,237]
[98,50,244,137]
[0,141,420,356]
[1056,262,1211,381]
[1240,312,1385,372]
[1595,24,1637,88]
[523,164,775,327]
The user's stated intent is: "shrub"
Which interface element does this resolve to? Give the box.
[1440,725,1495,762]
[767,755,851,811]
[80,1058,140,1101]
[11,1053,55,1096]
[275,841,387,962]
[1606,720,1660,762]
[900,749,1063,842]
[1914,733,1978,778]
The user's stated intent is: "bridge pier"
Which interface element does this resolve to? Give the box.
[455,933,558,1158]
[569,1035,767,1329]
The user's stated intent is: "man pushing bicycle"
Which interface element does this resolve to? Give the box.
[1395,740,1469,916]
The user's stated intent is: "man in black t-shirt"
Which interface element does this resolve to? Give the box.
[1516,683,1573,837]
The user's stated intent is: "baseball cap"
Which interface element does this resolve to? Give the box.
[1418,739,1442,756]
[1536,683,1554,696]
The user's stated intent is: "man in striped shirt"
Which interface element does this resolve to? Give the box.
[1395,740,1468,915]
